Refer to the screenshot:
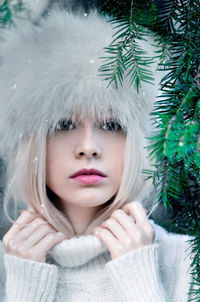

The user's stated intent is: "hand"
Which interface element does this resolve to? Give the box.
[3,210,67,263]
[93,201,155,260]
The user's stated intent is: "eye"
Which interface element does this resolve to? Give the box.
[100,121,123,132]
[55,120,75,131]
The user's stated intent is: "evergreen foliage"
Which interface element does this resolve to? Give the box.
[99,0,200,299]
[0,0,199,299]
[99,0,154,91]
[0,0,27,38]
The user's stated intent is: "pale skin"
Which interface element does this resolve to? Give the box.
[3,114,155,263]
[93,202,154,260]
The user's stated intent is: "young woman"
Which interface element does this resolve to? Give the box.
[0,10,195,302]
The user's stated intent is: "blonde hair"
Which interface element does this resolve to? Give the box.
[4,103,155,238]
[1,10,159,237]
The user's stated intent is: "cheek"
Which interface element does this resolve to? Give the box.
[108,137,125,182]
[46,141,63,185]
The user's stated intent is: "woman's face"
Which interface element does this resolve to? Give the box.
[46,113,126,211]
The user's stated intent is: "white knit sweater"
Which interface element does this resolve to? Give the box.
[0,221,195,302]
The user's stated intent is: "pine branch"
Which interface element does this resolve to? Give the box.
[99,1,154,91]
[0,0,27,32]
[0,0,13,28]
[152,0,181,34]
[144,1,200,299]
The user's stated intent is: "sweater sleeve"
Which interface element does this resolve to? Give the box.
[105,243,167,302]
[0,240,58,302]
[105,227,195,302]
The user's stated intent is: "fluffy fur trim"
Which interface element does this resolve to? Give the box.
[0,10,161,160]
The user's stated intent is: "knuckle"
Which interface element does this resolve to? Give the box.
[40,224,51,233]
[133,201,141,207]
[104,218,115,227]
[124,237,132,248]
[116,243,124,251]
[2,234,8,246]
[26,249,37,260]
[21,210,34,219]
[46,232,56,241]
[18,245,27,255]
[7,238,18,250]
[100,228,108,236]
[33,217,43,224]
[111,209,123,218]
[125,203,133,209]
[129,201,139,210]
[19,211,28,219]
[32,217,46,226]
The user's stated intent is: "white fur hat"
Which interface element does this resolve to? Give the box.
[0,10,160,161]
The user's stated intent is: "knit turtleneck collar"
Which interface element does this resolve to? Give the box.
[47,219,162,269]
[48,234,109,268]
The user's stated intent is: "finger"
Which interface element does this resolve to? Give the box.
[19,224,57,249]
[94,227,120,259]
[15,217,52,242]
[122,202,154,239]
[110,209,138,236]
[122,202,149,228]
[32,232,67,259]
[100,218,130,242]
[3,211,41,245]
[16,210,40,226]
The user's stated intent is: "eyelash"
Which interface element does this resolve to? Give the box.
[99,121,122,131]
[55,120,123,132]
[55,120,75,131]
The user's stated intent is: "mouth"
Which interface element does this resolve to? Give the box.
[70,169,107,184]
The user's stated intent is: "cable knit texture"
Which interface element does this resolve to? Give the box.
[0,221,195,302]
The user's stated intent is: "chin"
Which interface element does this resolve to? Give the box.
[79,193,115,207]
[70,192,114,207]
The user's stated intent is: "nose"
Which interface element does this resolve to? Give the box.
[74,128,102,159]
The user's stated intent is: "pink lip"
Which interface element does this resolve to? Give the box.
[70,169,106,184]
[72,175,105,184]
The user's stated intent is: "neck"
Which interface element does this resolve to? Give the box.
[60,203,102,236]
